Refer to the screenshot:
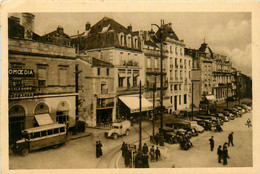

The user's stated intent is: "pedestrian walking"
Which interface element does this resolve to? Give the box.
[142,154,149,168]
[143,143,149,154]
[135,151,143,168]
[222,146,228,165]
[96,141,100,158]
[228,132,234,146]
[155,133,159,145]
[155,147,161,162]
[149,145,155,162]
[217,145,223,163]
[121,142,126,157]
[98,141,103,156]
[246,118,252,127]
[124,147,130,167]
[209,136,214,151]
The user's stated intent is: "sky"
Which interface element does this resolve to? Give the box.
[9,12,252,77]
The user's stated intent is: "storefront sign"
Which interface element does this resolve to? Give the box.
[9,93,34,99]
[9,69,34,76]
[9,86,35,92]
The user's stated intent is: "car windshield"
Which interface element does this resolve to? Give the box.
[112,126,119,129]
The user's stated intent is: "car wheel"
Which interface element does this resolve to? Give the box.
[113,133,118,140]
[125,130,130,136]
[168,138,174,144]
[20,147,29,156]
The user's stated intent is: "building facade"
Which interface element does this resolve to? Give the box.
[8,14,77,144]
[76,56,115,127]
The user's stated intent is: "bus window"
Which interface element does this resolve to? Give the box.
[41,131,47,137]
[48,129,53,135]
[60,127,65,133]
[54,128,59,134]
[34,132,40,138]
[30,133,34,139]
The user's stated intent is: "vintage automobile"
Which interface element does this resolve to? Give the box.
[210,112,229,122]
[11,123,67,156]
[187,121,204,133]
[166,121,197,137]
[105,120,131,139]
[224,108,239,117]
[222,111,235,120]
[176,110,188,118]
[234,105,246,114]
[162,128,179,144]
[193,117,215,131]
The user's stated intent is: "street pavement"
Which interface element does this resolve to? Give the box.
[9,99,252,169]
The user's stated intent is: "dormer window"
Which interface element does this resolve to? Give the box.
[175,47,178,54]
[134,38,138,49]
[119,33,125,46]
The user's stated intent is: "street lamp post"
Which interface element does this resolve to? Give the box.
[152,20,164,146]
[139,80,142,151]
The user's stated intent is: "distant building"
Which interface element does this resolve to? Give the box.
[76,56,115,127]
[151,22,191,112]
[71,17,152,122]
[8,14,77,144]
[41,26,71,46]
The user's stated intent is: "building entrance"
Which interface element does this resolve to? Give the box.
[9,105,25,144]
[96,109,112,127]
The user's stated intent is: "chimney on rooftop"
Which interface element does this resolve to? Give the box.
[57,26,64,36]
[127,25,132,33]
[21,13,35,40]
[85,22,91,31]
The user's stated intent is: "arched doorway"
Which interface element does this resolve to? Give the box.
[56,101,70,129]
[34,102,49,126]
[9,105,26,144]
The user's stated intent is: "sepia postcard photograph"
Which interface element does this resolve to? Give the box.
[1,1,260,174]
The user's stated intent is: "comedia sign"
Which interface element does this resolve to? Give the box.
[9,69,34,76]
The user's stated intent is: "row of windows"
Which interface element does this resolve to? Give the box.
[119,34,139,49]
[97,68,110,76]
[170,94,187,105]
[27,127,65,139]
[169,46,183,55]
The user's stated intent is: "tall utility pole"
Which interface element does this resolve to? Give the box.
[139,80,142,151]
[191,82,194,120]
[226,83,229,108]
[152,20,164,146]
[152,77,156,137]
[75,64,79,121]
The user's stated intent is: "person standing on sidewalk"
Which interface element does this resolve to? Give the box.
[228,132,234,146]
[222,146,228,165]
[98,141,103,156]
[96,141,100,158]
[124,146,130,167]
[142,153,149,168]
[149,145,155,162]
[209,136,214,151]
[155,147,161,162]
[217,145,223,163]
[143,143,149,155]
[121,142,126,157]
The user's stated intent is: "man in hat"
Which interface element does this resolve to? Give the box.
[98,141,103,156]
[149,145,155,162]
[217,145,223,163]
[209,136,214,151]
[155,147,161,162]
[228,132,234,146]
[143,143,149,155]
[96,141,100,158]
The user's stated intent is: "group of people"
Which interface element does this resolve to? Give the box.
[179,132,194,150]
[96,141,103,158]
[209,132,234,165]
[121,142,161,168]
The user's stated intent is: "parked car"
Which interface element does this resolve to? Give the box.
[234,105,246,114]
[224,109,238,118]
[192,118,213,131]
[222,111,235,120]
[176,110,188,118]
[241,104,251,112]
[105,120,131,139]
[187,121,204,133]
[162,128,178,144]
[214,112,229,122]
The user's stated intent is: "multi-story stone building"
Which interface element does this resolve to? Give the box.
[41,26,71,46]
[8,14,77,144]
[76,56,115,127]
[212,53,234,102]
[151,23,191,112]
[71,17,153,122]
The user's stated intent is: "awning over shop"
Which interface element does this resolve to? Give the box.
[119,95,153,113]
[34,114,53,126]
[206,95,216,101]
